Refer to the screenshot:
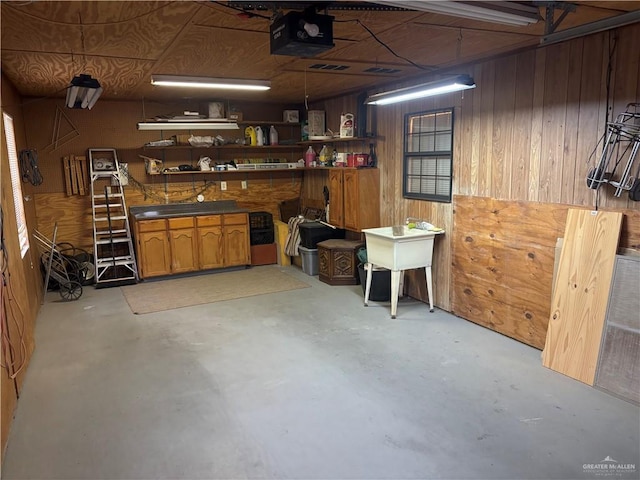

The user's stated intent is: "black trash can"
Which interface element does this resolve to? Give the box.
[357,263,391,302]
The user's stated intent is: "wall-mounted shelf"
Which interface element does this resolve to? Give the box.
[143,144,300,151]
[152,166,374,175]
[237,121,300,127]
[298,137,377,145]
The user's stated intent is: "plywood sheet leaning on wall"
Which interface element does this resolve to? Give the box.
[542,209,623,385]
[452,196,566,348]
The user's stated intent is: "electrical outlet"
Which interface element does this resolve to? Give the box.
[241,180,247,189]
[220,181,227,191]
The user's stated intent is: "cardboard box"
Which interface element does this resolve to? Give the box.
[250,243,277,265]
[307,110,325,137]
[228,111,243,121]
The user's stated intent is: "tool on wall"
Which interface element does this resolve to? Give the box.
[44,105,79,152]
[586,103,640,200]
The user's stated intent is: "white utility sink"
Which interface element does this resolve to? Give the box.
[362,226,444,318]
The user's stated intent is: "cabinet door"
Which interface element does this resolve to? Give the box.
[169,228,198,273]
[198,226,224,269]
[224,224,250,266]
[343,169,359,230]
[138,230,171,278]
[328,170,344,228]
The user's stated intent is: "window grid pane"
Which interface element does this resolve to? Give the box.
[3,112,30,257]
[403,108,453,202]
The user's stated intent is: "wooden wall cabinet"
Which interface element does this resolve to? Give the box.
[328,168,380,231]
[135,212,250,278]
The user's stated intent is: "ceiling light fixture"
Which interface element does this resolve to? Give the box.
[376,1,540,26]
[66,74,103,110]
[540,10,640,45]
[151,75,271,91]
[365,74,476,106]
[137,121,239,131]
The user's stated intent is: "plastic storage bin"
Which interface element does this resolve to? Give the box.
[298,222,345,249]
[298,245,318,275]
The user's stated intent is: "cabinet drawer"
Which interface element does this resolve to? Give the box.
[168,217,195,229]
[137,219,166,232]
[224,213,248,225]
[197,215,222,227]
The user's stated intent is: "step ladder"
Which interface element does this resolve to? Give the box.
[89,148,138,287]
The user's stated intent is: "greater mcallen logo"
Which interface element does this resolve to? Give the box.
[583,456,637,476]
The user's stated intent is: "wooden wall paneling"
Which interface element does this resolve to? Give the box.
[300,169,329,212]
[454,77,474,196]
[607,24,640,210]
[34,194,94,251]
[620,210,640,250]
[511,50,535,201]
[470,63,483,197]
[376,103,402,225]
[539,42,571,203]
[35,172,303,251]
[529,48,546,202]
[492,56,516,200]
[573,34,606,207]
[478,61,496,197]
[542,209,623,385]
[560,39,584,205]
[1,76,40,462]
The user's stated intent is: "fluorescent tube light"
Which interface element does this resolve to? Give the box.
[151,75,271,91]
[376,1,540,26]
[365,75,476,106]
[66,74,103,110]
[541,10,640,45]
[137,121,239,131]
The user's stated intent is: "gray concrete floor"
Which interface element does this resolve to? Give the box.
[2,265,639,480]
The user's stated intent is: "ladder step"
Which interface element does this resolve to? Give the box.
[93,193,124,199]
[95,216,127,221]
[96,229,128,235]
[93,203,124,208]
[95,277,137,286]
[95,238,131,245]
[96,257,135,265]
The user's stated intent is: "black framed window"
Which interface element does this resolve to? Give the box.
[403,108,453,202]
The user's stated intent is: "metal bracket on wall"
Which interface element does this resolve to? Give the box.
[44,105,80,152]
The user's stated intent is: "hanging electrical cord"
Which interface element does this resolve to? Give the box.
[334,19,436,71]
[19,149,43,186]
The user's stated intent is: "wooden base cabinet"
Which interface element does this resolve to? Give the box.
[328,168,380,231]
[197,215,224,270]
[168,217,198,274]
[135,212,250,279]
[223,213,251,267]
[137,220,171,278]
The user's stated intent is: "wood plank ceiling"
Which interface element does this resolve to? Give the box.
[1,1,638,105]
